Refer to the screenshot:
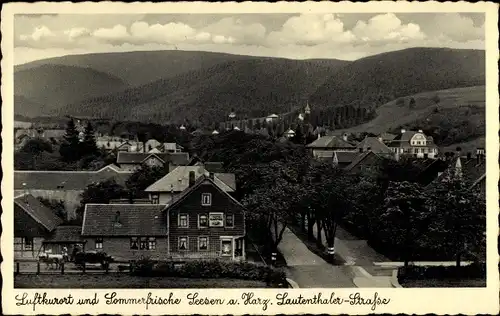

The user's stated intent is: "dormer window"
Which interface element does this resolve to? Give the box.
[151,194,159,204]
[201,193,212,206]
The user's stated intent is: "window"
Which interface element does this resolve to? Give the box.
[198,214,208,228]
[148,237,156,250]
[151,194,159,204]
[201,193,212,206]
[225,214,234,228]
[140,237,148,250]
[24,237,33,251]
[130,237,139,250]
[179,214,189,228]
[198,237,209,251]
[209,212,224,227]
[221,239,232,256]
[178,237,188,251]
[95,238,103,249]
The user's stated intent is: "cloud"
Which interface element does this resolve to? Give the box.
[19,25,55,41]
[352,13,426,43]
[201,17,267,45]
[267,14,355,46]
[430,13,484,42]
[64,27,91,40]
[93,24,129,41]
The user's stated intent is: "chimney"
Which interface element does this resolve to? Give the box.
[114,211,121,224]
[401,128,406,134]
[342,133,348,142]
[209,172,214,180]
[466,152,472,160]
[189,171,196,187]
[359,148,363,153]
[418,129,423,133]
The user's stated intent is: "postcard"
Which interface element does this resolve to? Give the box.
[1,1,499,315]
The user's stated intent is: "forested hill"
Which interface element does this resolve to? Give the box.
[54,58,349,125]
[309,47,485,110]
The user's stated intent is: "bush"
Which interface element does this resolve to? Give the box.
[131,259,287,285]
[398,262,486,281]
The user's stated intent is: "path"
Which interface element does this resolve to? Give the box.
[278,226,356,288]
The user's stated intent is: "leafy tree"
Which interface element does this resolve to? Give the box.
[19,138,53,155]
[126,165,168,198]
[76,179,126,219]
[242,161,301,259]
[426,172,486,266]
[379,181,430,268]
[38,197,66,221]
[59,119,81,162]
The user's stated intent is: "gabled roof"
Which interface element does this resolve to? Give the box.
[426,156,486,190]
[14,165,133,190]
[306,135,355,149]
[387,131,438,148]
[15,193,63,232]
[334,151,362,164]
[378,132,397,142]
[145,165,235,192]
[164,175,244,212]
[356,137,393,154]
[116,152,189,165]
[344,151,381,171]
[82,204,167,236]
[44,226,85,243]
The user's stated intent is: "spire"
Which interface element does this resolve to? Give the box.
[305,101,311,114]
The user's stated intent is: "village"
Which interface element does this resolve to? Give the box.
[13,102,487,289]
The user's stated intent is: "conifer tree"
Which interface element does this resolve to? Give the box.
[82,121,99,156]
[59,119,81,162]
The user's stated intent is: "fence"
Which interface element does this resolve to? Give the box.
[14,260,133,276]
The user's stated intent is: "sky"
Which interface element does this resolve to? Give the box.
[14,13,485,65]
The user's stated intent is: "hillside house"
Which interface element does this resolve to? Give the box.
[164,143,183,153]
[14,193,63,259]
[265,114,279,123]
[332,152,363,168]
[145,166,236,205]
[344,151,385,173]
[81,175,245,261]
[387,129,438,159]
[14,164,133,219]
[116,152,190,171]
[306,134,357,160]
[356,137,394,157]
[145,139,162,152]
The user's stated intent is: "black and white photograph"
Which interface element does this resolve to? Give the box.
[2,2,499,315]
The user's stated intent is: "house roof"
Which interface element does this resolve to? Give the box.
[357,137,393,154]
[378,132,397,142]
[426,156,486,189]
[387,131,438,148]
[15,193,63,232]
[14,165,133,190]
[306,135,355,149]
[44,226,85,243]
[145,165,235,192]
[116,152,189,165]
[164,143,180,151]
[82,204,167,236]
[314,150,334,158]
[334,151,362,164]
[344,151,381,171]
[164,175,243,212]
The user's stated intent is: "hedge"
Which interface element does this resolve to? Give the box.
[398,262,486,281]
[131,258,287,285]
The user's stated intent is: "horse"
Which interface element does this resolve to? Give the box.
[38,253,64,270]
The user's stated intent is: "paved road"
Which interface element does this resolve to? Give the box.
[277,226,356,288]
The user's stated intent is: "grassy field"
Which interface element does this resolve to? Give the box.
[341,85,485,135]
[15,274,272,289]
